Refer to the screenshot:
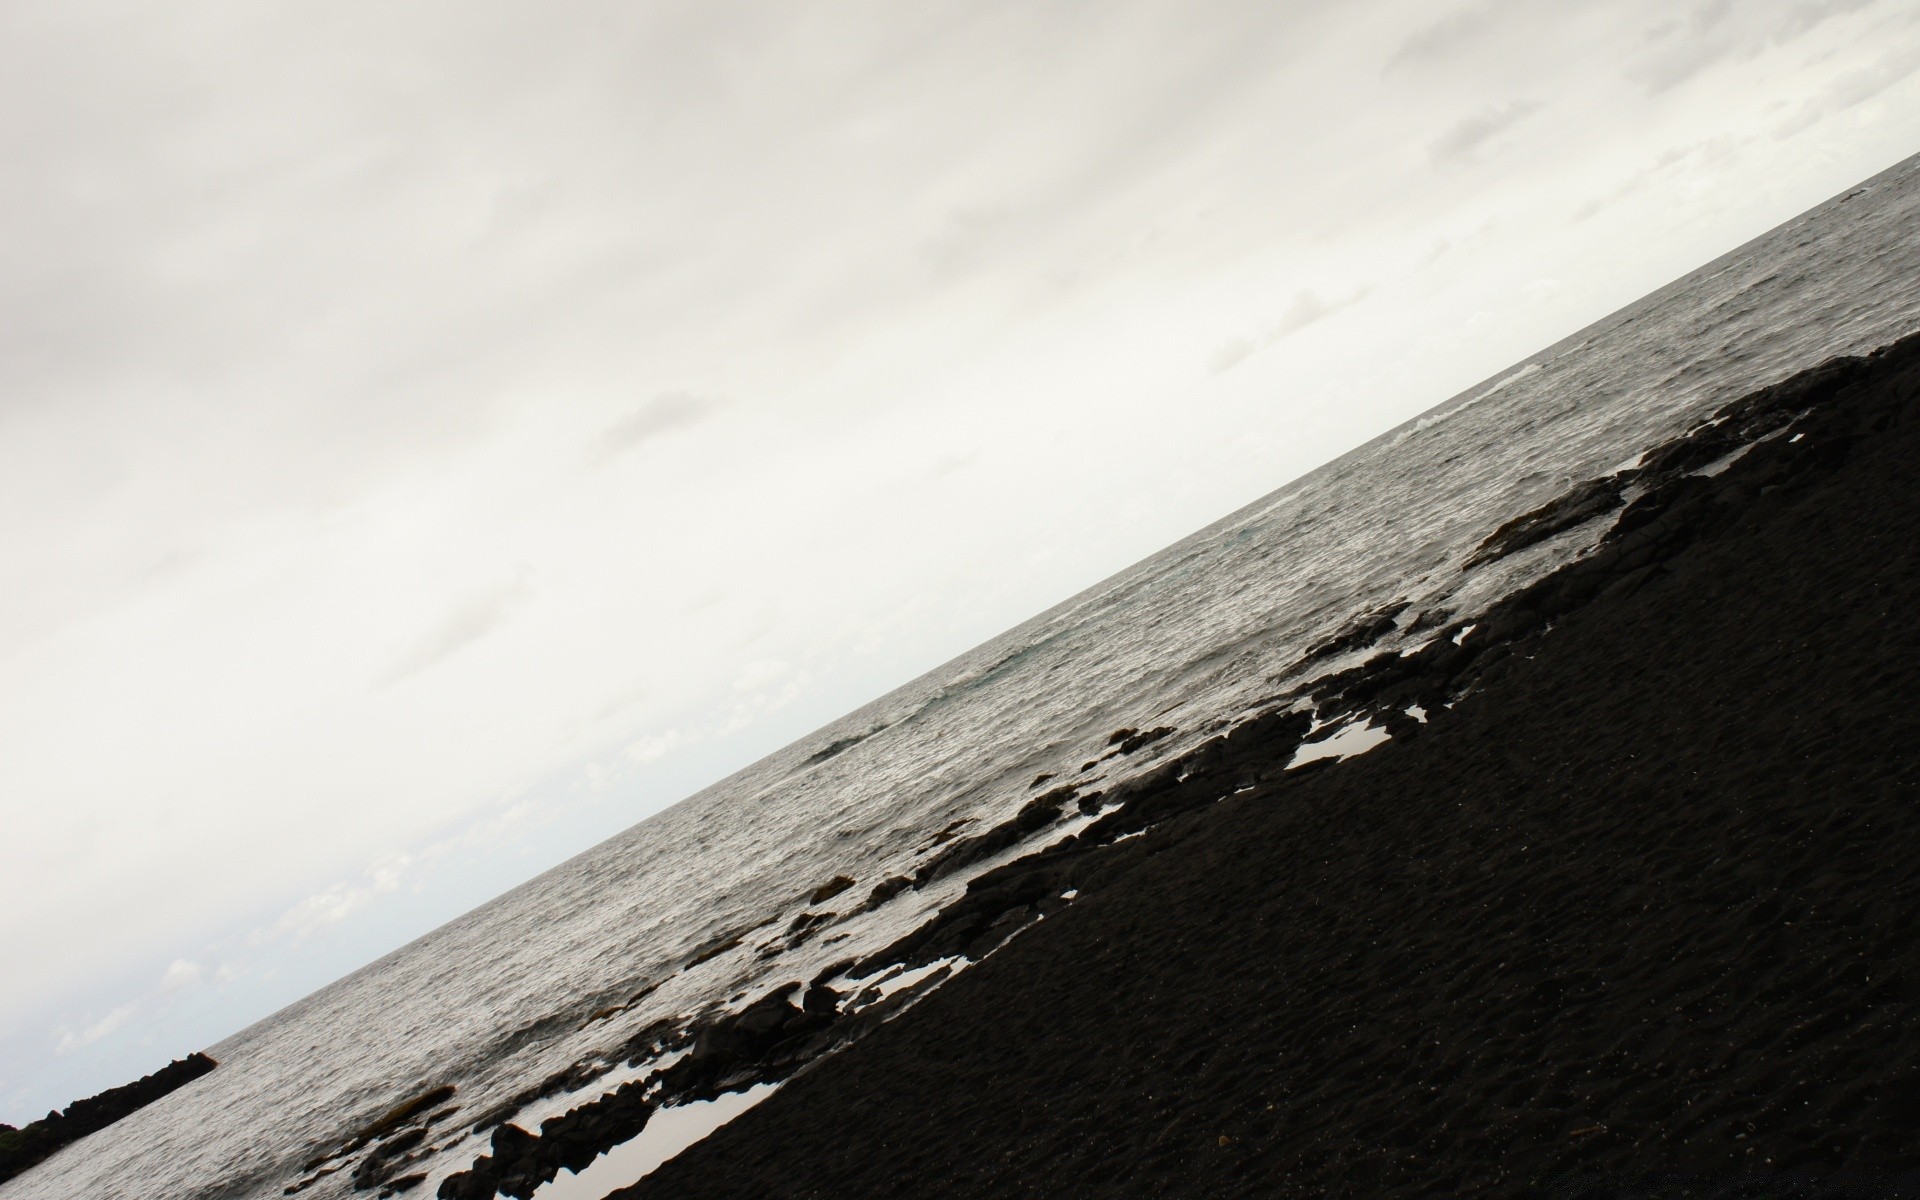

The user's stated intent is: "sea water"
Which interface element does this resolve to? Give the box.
[10,155,1920,1200]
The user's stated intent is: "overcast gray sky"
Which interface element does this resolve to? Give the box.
[4,0,1919,1121]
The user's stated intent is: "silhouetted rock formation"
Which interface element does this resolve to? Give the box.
[0,1052,216,1185]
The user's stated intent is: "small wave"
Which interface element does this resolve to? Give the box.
[1392,362,1543,444]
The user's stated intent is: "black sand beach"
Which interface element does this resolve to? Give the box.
[593,336,1920,1197]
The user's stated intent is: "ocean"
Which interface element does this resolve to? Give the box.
[10,153,1920,1200]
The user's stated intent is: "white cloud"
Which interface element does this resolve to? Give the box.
[268,855,413,944]
[596,393,723,460]
[1772,40,1920,138]
[383,574,535,686]
[1427,100,1545,165]
[1570,135,1744,222]
[159,959,204,992]
[54,1005,137,1057]
[732,658,792,693]
[624,729,686,765]
[1385,0,1517,72]
[1210,289,1369,374]
[1628,0,1876,93]
[618,664,806,770]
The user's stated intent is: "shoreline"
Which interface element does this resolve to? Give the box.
[610,329,1920,1195]
[338,330,1920,1198]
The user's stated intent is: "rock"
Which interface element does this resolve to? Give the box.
[784,910,832,936]
[861,875,913,910]
[1463,478,1624,571]
[921,817,977,849]
[802,983,841,1017]
[490,1123,536,1164]
[617,1016,688,1068]
[1298,602,1411,666]
[685,933,744,968]
[1406,607,1453,634]
[352,1085,457,1147]
[808,875,857,905]
[802,730,872,766]
[0,1053,219,1186]
[1111,726,1175,755]
[965,905,1035,959]
[353,1127,428,1190]
[809,957,858,988]
[436,1166,500,1200]
[912,786,1081,889]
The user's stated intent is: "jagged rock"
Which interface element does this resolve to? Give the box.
[1463,478,1624,570]
[618,1016,690,1068]
[350,1085,457,1150]
[1298,602,1411,666]
[353,1127,428,1190]
[801,983,841,1017]
[1109,726,1175,755]
[911,786,1080,889]
[0,1053,218,1186]
[685,933,744,968]
[808,875,857,904]
[862,874,913,910]
[803,729,874,766]
[966,905,1036,959]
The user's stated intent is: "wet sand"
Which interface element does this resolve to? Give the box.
[613,336,1920,1197]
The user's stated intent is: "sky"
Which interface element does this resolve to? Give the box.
[4,0,1919,1124]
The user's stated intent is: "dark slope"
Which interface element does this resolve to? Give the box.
[619,337,1920,1198]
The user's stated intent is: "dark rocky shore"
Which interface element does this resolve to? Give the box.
[0,1052,215,1186]
[342,329,1920,1200]
[598,332,1920,1198]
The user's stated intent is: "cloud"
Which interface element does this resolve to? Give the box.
[1771,41,1920,138]
[1210,288,1370,374]
[268,855,413,943]
[732,658,792,693]
[618,661,805,769]
[1427,100,1544,164]
[919,207,1022,285]
[1569,134,1741,222]
[382,574,533,685]
[159,959,204,992]
[1628,0,1875,94]
[54,1004,137,1056]
[624,728,685,765]
[597,393,721,460]
[1384,0,1514,72]
[1209,336,1259,375]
